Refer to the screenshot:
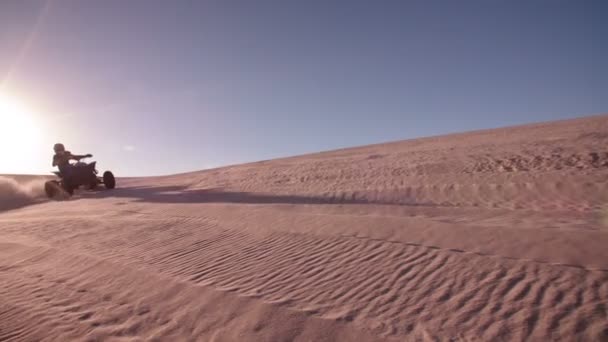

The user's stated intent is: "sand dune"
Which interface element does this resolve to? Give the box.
[1,114,607,341]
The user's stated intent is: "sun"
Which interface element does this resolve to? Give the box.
[0,93,44,172]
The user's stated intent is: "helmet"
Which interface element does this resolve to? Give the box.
[53,143,65,153]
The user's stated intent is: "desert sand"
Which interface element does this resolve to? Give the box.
[1,114,607,341]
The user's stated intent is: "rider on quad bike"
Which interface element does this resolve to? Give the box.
[45,143,115,198]
[52,143,92,177]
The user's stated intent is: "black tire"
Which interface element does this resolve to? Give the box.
[62,182,74,195]
[44,181,59,198]
[103,171,116,189]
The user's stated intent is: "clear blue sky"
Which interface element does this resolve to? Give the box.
[1,0,607,176]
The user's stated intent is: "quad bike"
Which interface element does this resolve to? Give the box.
[45,157,115,198]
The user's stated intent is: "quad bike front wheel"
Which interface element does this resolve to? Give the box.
[103,171,116,189]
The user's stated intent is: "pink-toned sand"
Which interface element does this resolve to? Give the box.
[1,115,607,341]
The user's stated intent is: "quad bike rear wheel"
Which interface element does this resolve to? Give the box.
[63,181,75,195]
[44,180,60,198]
[103,171,116,189]
[45,180,72,198]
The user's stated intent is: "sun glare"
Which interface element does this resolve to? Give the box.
[0,93,44,173]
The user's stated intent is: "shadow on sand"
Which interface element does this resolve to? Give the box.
[80,185,374,206]
[80,185,435,207]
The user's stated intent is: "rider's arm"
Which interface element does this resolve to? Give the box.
[69,153,92,161]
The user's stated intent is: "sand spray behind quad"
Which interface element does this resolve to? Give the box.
[0,176,48,211]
